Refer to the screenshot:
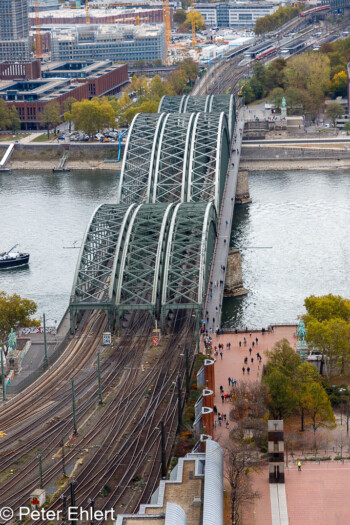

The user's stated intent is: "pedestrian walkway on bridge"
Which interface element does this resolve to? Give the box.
[204,112,245,333]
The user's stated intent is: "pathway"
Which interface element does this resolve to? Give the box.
[205,112,245,333]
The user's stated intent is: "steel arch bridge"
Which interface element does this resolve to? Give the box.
[117,110,230,212]
[70,202,218,332]
[158,94,236,139]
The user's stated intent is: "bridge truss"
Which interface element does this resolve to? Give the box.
[70,95,236,333]
[118,110,230,213]
[70,202,218,331]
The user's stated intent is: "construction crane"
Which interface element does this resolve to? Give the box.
[34,0,42,58]
[85,0,90,24]
[191,0,195,48]
[162,0,171,65]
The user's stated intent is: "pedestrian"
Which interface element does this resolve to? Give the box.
[214,420,217,429]
[242,366,245,374]
[214,405,217,414]
[223,266,225,271]
[247,367,250,374]
[228,342,231,349]
[228,377,231,386]
[239,341,241,347]
[231,197,234,202]
[221,394,224,403]
[213,317,215,323]
[252,341,255,348]
[251,357,254,364]
[298,460,301,471]
[249,347,252,355]
[221,328,224,335]
[256,337,258,344]
[224,239,226,244]
[220,385,223,392]
[225,220,228,226]
[249,332,252,338]
[218,415,222,426]
[226,420,229,429]
[244,357,248,364]
[216,306,218,311]
[220,351,223,360]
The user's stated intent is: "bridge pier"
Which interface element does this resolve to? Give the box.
[235,170,252,205]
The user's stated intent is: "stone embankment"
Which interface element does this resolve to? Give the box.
[0,143,124,171]
[241,145,350,170]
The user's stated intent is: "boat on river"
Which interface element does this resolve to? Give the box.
[0,245,30,269]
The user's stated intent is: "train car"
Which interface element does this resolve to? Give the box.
[225,44,251,61]
[255,46,277,60]
[244,40,273,59]
[300,5,330,17]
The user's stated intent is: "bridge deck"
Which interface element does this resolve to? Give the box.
[205,112,245,332]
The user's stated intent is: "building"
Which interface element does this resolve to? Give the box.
[195,2,277,29]
[42,60,129,97]
[0,61,128,129]
[115,439,224,525]
[0,0,30,60]
[0,59,41,80]
[50,24,165,63]
[28,0,60,11]
[28,6,172,27]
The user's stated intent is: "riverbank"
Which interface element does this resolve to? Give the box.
[0,143,124,171]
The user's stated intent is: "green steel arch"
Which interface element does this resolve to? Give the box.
[157,94,236,139]
[114,203,175,323]
[209,94,236,139]
[188,112,230,212]
[70,203,135,331]
[152,112,196,203]
[161,202,217,328]
[158,94,187,113]
[117,112,166,204]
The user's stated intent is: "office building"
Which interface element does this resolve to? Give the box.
[51,24,165,63]
[0,0,30,60]
[195,2,277,29]
[0,61,128,129]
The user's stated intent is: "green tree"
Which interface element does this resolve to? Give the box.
[0,99,12,131]
[241,83,255,104]
[263,369,296,419]
[67,98,116,137]
[149,74,168,99]
[344,122,350,135]
[62,97,77,132]
[9,106,20,132]
[269,87,284,108]
[326,101,344,126]
[123,100,159,124]
[264,339,301,377]
[40,101,61,138]
[0,292,40,343]
[174,9,187,25]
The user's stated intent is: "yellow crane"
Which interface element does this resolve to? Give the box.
[191,0,195,48]
[34,0,42,58]
[85,0,90,24]
[162,0,171,65]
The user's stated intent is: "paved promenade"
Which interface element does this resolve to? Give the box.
[205,112,245,333]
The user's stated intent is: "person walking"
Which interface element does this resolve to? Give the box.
[256,337,258,344]
[242,366,245,375]
[249,347,252,355]
[226,420,230,429]
[228,377,231,386]
[251,357,254,364]
[220,351,223,360]
[247,366,250,375]
[298,461,302,471]
[239,341,241,347]
[218,415,222,426]
[221,394,224,403]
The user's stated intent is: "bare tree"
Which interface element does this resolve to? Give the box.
[222,435,260,525]
[334,427,350,457]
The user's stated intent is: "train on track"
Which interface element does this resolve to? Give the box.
[300,4,330,17]
[255,46,278,60]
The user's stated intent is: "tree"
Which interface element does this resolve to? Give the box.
[123,100,159,124]
[62,97,77,132]
[326,101,344,127]
[149,74,168,99]
[264,339,301,377]
[40,101,61,138]
[0,292,40,344]
[67,98,116,138]
[174,9,187,25]
[184,10,206,32]
[223,437,260,525]
[9,106,20,132]
[269,87,284,108]
[263,369,296,419]
[345,122,350,135]
[293,362,320,431]
[308,382,335,436]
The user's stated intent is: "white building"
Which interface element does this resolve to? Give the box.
[195,2,277,29]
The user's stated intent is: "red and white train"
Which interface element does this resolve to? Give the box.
[300,5,330,17]
[255,46,277,60]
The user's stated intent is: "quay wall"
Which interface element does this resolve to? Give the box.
[0,143,125,170]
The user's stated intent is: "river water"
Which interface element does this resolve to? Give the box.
[1,169,349,328]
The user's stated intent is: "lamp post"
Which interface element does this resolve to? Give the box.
[1,347,5,402]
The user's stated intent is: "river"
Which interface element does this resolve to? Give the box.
[1,169,349,328]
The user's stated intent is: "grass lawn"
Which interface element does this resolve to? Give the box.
[32,133,59,142]
[0,133,28,142]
